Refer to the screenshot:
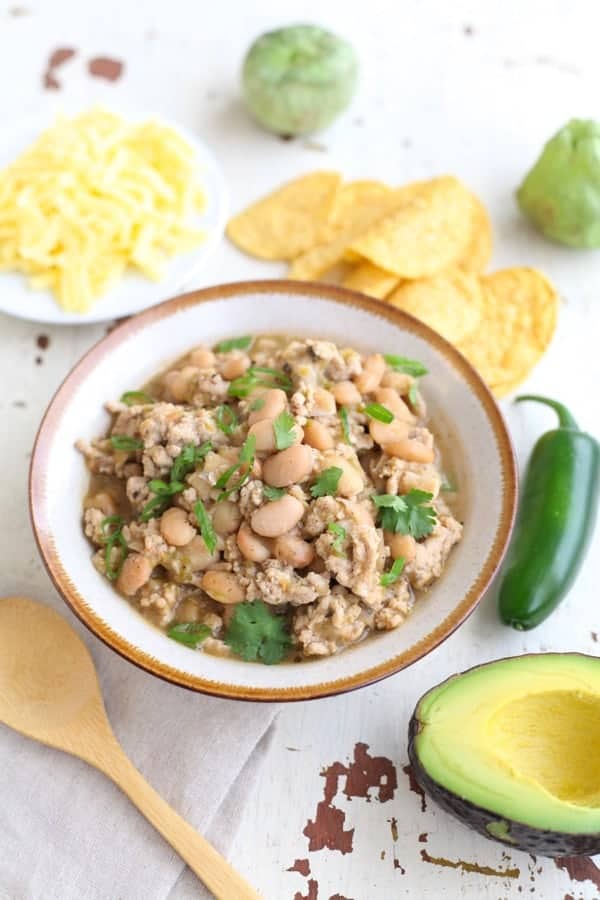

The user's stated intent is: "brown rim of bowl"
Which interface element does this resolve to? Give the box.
[29,280,518,702]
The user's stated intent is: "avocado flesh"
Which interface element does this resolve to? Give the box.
[414,654,600,836]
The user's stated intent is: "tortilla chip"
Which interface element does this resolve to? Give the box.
[329,180,392,229]
[456,267,559,395]
[342,261,400,299]
[289,180,425,281]
[226,171,341,260]
[460,193,493,273]
[387,268,484,344]
[348,176,473,278]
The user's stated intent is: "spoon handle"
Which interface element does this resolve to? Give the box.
[103,742,261,899]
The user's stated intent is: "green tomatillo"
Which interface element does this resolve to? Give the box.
[242,24,359,137]
[517,118,600,247]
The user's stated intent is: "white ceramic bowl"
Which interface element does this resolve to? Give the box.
[30,281,517,701]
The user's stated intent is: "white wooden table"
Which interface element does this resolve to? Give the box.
[1,1,599,897]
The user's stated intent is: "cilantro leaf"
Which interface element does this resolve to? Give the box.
[373,490,437,539]
[363,402,394,424]
[224,600,291,664]
[327,522,347,556]
[194,499,217,555]
[167,622,211,648]
[380,556,406,586]
[264,485,286,501]
[339,406,351,444]
[310,466,343,498]
[273,410,296,450]
[214,335,253,353]
[383,354,429,377]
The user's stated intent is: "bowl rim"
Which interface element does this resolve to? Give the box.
[29,279,518,702]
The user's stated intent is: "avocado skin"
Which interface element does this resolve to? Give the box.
[407,657,600,858]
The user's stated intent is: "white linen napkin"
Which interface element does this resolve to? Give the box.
[0,598,278,900]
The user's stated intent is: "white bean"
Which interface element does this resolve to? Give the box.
[251,495,305,537]
[369,418,412,446]
[188,347,215,368]
[311,388,336,416]
[236,522,273,562]
[182,534,219,569]
[162,366,198,402]
[375,387,416,423]
[321,454,364,497]
[212,500,242,535]
[354,353,385,394]
[382,370,413,394]
[384,532,417,562]
[85,491,116,516]
[331,381,362,406]
[221,353,250,380]
[201,570,245,604]
[262,444,313,487]
[303,419,335,451]
[160,507,196,547]
[248,388,287,425]
[274,532,314,568]
[116,554,153,596]
[384,438,435,463]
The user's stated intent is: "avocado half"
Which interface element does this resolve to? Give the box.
[408,653,600,856]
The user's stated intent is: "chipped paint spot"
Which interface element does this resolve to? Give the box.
[303,744,398,855]
[418,832,428,843]
[420,849,520,879]
[88,56,124,82]
[43,47,76,90]
[555,857,600,890]
[380,850,385,860]
[8,6,29,15]
[287,859,310,877]
[402,763,427,811]
[35,355,42,365]
[591,631,598,642]
[329,895,353,900]
[393,858,406,873]
[294,880,319,900]
[389,817,398,842]
[36,334,49,350]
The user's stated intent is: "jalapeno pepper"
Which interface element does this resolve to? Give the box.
[498,395,600,630]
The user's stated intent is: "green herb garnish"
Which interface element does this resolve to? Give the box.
[250,397,265,412]
[228,366,292,398]
[363,402,394,424]
[216,404,239,436]
[383,355,429,377]
[327,522,347,556]
[167,622,212,648]
[216,435,257,500]
[273,410,296,450]
[310,466,343,498]
[380,556,406,586]
[170,441,212,483]
[339,406,351,444]
[264,485,286,501]
[140,442,212,521]
[100,515,128,581]
[194,499,217,555]
[110,435,143,452]
[224,600,291,664]
[214,335,253,353]
[120,391,154,406]
[373,490,437,539]
[408,382,419,409]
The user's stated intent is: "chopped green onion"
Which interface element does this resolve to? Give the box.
[263,485,286,501]
[194,499,217,555]
[140,495,170,522]
[167,622,211,647]
[170,442,212,483]
[148,479,185,497]
[217,435,257,500]
[214,335,253,353]
[339,406,351,444]
[327,522,347,556]
[216,404,239,436]
[380,556,406,586]
[228,366,292,398]
[408,382,419,409]
[120,391,154,406]
[383,355,429,377]
[100,515,128,581]
[250,397,265,412]
[310,466,343,498]
[363,403,394,424]
[110,435,143,452]
[273,410,297,450]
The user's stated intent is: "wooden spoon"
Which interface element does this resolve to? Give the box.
[0,597,261,900]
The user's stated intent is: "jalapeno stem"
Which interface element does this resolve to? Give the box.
[515,394,579,430]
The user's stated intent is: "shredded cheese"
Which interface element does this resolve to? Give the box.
[0,108,207,312]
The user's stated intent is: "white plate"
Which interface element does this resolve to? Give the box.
[0,111,228,325]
